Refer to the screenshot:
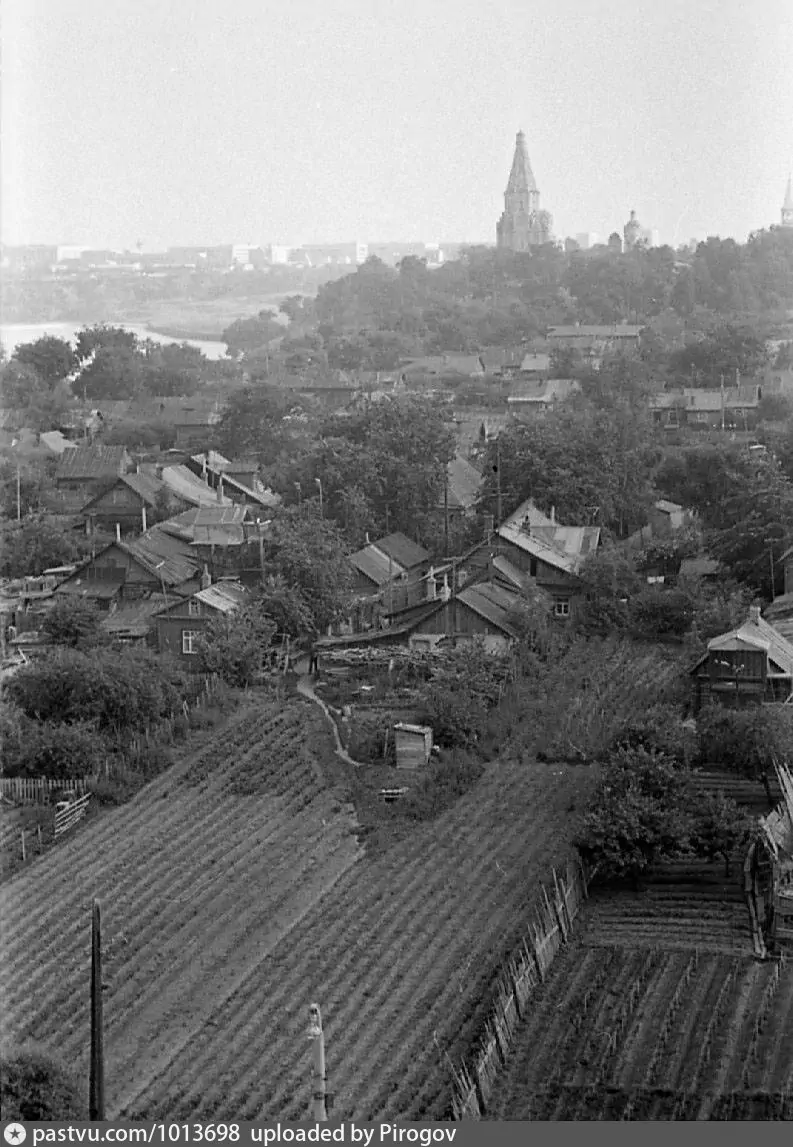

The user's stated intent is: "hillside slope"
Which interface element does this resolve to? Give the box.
[0,700,362,1112]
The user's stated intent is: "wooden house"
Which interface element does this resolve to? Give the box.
[394,723,433,769]
[155,580,248,663]
[408,579,521,653]
[690,606,793,711]
[173,401,222,449]
[54,526,201,611]
[80,471,180,537]
[54,444,130,507]
[457,499,599,619]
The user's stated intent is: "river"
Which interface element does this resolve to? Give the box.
[0,321,229,361]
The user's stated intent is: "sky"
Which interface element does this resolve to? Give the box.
[2,0,793,250]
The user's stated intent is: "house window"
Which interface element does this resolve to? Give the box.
[553,598,570,617]
[182,629,200,654]
[529,557,538,578]
[188,599,201,616]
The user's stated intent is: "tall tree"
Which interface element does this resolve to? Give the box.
[12,336,78,386]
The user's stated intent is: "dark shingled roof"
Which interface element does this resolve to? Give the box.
[55,445,128,482]
[373,532,430,571]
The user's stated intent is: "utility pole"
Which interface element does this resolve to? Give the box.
[496,437,502,527]
[769,544,775,601]
[16,463,21,522]
[90,898,105,1121]
[314,477,323,518]
[720,375,725,433]
[307,1003,327,1121]
[443,473,449,558]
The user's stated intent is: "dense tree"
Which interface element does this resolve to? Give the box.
[221,312,282,359]
[265,510,353,635]
[216,385,296,464]
[195,605,277,686]
[0,517,92,578]
[40,597,107,650]
[576,747,693,885]
[78,345,147,400]
[75,324,139,362]
[12,335,78,386]
[669,323,769,383]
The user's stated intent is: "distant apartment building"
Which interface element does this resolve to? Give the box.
[294,241,368,266]
[575,232,599,249]
[1,245,58,272]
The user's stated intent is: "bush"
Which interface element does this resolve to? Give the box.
[627,587,694,639]
[696,705,793,772]
[609,703,691,764]
[690,790,755,876]
[399,750,485,821]
[5,647,192,735]
[0,1045,87,1120]
[88,772,144,806]
[2,719,108,780]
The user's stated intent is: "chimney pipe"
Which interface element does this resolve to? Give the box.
[141,505,147,533]
[749,605,761,624]
[216,475,223,503]
[115,522,121,543]
[550,506,555,524]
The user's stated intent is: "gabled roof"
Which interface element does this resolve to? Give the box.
[194,581,248,614]
[650,386,761,412]
[443,454,483,510]
[191,450,232,470]
[654,499,684,514]
[519,353,551,373]
[39,431,76,455]
[501,498,555,531]
[766,592,793,621]
[55,445,127,482]
[457,580,522,638]
[507,378,579,405]
[82,470,168,511]
[691,609,793,678]
[122,526,200,587]
[102,594,168,636]
[349,546,407,587]
[160,465,234,508]
[490,554,531,592]
[497,514,600,576]
[373,532,430,570]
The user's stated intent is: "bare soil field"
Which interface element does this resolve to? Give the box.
[488,941,793,1120]
[1,700,595,1121]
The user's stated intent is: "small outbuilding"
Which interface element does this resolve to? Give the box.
[690,605,793,711]
[393,723,433,770]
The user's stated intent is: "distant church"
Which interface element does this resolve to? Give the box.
[496,130,553,251]
[782,176,793,228]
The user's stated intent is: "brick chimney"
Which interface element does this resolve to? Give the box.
[115,522,121,543]
[216,475,224,503]
[550,506,556,524]
[749,604,761,624]
[200,564,211,590]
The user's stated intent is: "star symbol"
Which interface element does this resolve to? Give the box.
[4,1125,26,1145]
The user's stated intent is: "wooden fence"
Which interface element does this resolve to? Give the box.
[450,854,589,1120]
[1,776,92,804]
[1,673,225,807]
[54,793,92,838]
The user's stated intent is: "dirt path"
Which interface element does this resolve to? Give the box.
[296,674,365,768]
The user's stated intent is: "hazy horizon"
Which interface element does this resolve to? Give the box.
[2,0,793,252]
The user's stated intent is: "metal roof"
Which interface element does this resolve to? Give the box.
[497,520,600,576]
[122,526,200,586]
[457,581,521,638]
[442,454,483,510]
[102,595,168,636]
[373,532,430,571]
[508,379,580,405]
[161,465,234,507]
[194,581,248,614]
[349,546,407,587]
[547,325,643,338]
[692,610,793,678]
[654,499,684,514]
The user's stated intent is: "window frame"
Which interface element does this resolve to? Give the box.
[181,629,200,655]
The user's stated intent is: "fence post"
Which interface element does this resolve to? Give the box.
[37,824,43,854]
[20,830,26,863]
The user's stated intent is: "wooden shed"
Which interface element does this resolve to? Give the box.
[393,723,433,770]
[690,606,793,711]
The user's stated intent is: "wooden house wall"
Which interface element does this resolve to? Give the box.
[692,648,791,710]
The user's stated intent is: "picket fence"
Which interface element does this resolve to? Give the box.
[0,776,92,804]
[450,855,589,1121]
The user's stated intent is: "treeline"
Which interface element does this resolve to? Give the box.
[283,229,793,364]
